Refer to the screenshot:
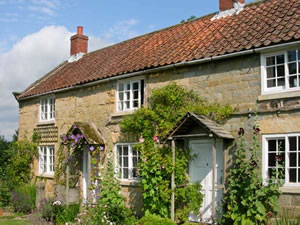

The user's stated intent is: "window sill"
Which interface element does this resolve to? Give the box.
[37,174,54,179]
[37,121,55,126]
[258,90,300,101]
[110,111,134,119]
[120,180,139,187]
[280,187,300,194]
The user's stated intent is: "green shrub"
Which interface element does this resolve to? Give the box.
[11,184,36,213]
[40,198,55,221]
[56,203,80,225]
[138,214,176,225]
[0,183,11,207]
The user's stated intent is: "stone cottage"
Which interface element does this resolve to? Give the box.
[13,0,300,221]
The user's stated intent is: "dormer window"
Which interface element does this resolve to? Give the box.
[261,49,300,95]
[40,97,55,121]
[116,79,144,112]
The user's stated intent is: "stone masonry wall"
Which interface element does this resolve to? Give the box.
[18,53,300,214]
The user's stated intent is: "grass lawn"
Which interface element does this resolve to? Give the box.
[0,216,33,225]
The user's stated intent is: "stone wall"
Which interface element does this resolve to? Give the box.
[17,53,300,214]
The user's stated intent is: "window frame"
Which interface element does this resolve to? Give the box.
[262,133,300,187]
[38,145,55,176]
[261,48,300,95]
[116,79,144,112]
[40,97,56,122]
[114,143,140,181]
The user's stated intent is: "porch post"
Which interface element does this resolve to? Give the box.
[171,138,176,221]
[212,137,216,217]
[66,164,69,207]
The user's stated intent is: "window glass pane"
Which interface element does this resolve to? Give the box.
[298,62,300,74]
[119,157,122,167]
[125,101,130,109]
[126,92,130,100]
[289,76,297,88]
[132,149,137,156]
[126,83,130,91]
[268,168,276,178]
[289,137,297,151]
[133,82,139,90]
[133,100,138,108]
[267,67,275,78]
[278,78,285,87]
[278,139,285,152]
[290,153,297,167]
[133,90,139,99]
[133,157,137,167]
[118,83,124,92]
[298,50,300,60]
[119,92,124,101]
[298,169,300,183]
[277,54,285,64]
[123,168,128,179]
[267,79,276,88]
[123,147,128,155]
[266,56,275,66]
[289,169,297,183]
[277,65,285,77]
[132,168,137,177]
[268,140,277,152]
[118,102,123,111]
[288,63,297,75]
[288,50,297,62]
[268,153,276,167]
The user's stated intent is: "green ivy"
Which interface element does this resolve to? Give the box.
[221,125,282,225]
[121,83,232,223]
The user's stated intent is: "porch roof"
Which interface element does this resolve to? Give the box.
[68,122,104,145]
[165,112,234,140]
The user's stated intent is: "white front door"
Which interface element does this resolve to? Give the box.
[189,139,224,222]
[82,148,89,202]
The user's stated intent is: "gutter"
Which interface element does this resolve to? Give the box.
[17,40,300,101]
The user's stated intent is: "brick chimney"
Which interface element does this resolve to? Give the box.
[70,26,88,56]
[219,0,245,11]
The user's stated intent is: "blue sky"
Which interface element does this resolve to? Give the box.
[0,0,251,140]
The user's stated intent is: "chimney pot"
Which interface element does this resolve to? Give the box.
[77,26,83,35]
[70,26,88,56]
[219,0,245,11]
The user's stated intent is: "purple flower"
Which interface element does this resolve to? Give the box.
[62,135,67,142]
[100,145,104,151]
[70,134,76,140]
[251,160,258,168]
[253,126,260,134]
[89,146,95,151]
[238,128,245,136]
[73,125,78,129]
[275,155,282,162]
[71,143,75,148]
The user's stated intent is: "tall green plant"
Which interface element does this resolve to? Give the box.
[221,126,282,225]
[121,83,230,222]
[84,153,136,225]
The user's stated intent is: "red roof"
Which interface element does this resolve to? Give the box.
[18,0,300,99]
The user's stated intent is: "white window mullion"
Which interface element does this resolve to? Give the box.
[285,136,289,185]
[285,52,289,89]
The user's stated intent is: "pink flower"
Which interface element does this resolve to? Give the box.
[153,136,159,143]
[275,155,282,162]
[139,137,145,143]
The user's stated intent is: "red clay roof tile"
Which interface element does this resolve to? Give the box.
[18,0,300,99]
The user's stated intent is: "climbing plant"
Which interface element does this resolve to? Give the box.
[54,125,103,192]
[121,83,234,223]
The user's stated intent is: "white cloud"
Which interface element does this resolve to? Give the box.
[105,19,139,42]
[28,5,55,16]
[0,25,110,140]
